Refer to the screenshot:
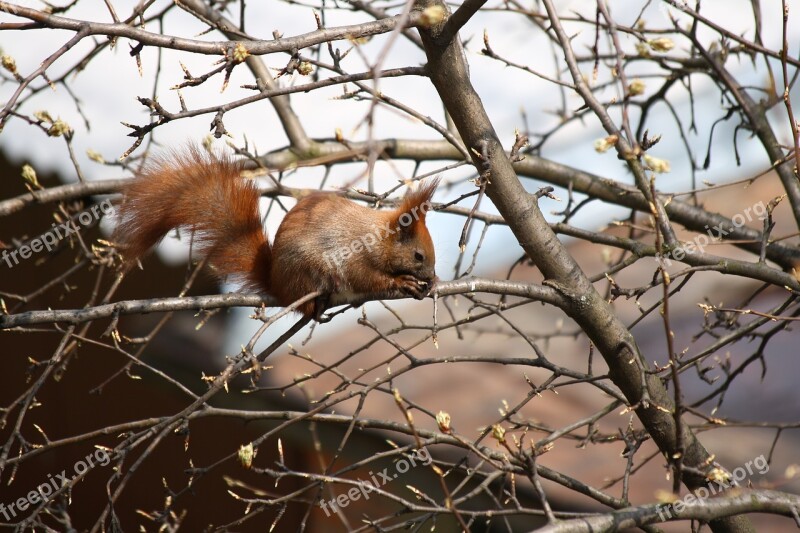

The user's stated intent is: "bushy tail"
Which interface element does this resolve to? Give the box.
[113,145,272,294]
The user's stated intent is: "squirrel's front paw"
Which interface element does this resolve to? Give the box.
[395,274,428,300]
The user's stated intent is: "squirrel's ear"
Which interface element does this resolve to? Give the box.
[395,177,439,223]
[391,178,439,239]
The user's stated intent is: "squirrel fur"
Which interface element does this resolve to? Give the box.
[113,146,438,318]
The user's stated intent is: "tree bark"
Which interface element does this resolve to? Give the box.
[412,1,754,531]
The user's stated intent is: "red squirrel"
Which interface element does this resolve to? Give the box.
[113,145,438,318]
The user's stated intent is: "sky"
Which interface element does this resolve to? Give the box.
[1,0,798,349]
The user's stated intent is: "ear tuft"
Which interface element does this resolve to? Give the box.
[398,177,440,220]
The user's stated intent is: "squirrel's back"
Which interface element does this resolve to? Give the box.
[270,194,389,306]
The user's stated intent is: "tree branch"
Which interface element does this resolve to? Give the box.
[175,0,312,153]
[437,0,488,45]
[0,2,425,57]
[413,1,755,532]
[0,278,567,329]
[535,490,800,533]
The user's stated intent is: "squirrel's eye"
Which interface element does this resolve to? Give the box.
[414,251,424,262]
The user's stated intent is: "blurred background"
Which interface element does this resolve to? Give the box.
[2,0,800,530]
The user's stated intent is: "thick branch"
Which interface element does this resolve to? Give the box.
[412,2,754,532]
[2,144,798,271]
[437,0,488,45]
[535,490,800,533]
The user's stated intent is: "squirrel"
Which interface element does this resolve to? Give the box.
[113,145,439,319]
